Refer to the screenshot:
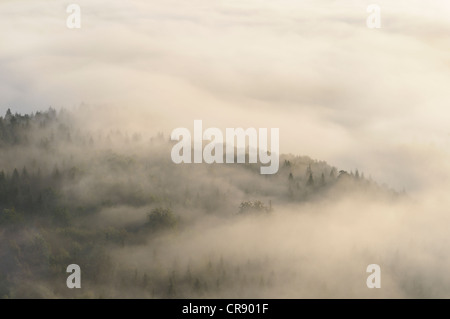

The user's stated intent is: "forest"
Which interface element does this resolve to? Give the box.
[0,108,406,298]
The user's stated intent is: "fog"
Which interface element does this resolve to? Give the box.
[1,0,450,298]
[0,107,447,298]
[1,0,450,190]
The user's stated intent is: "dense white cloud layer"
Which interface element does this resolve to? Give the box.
[1,0,450,190]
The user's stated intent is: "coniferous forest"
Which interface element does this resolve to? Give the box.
[0,108,417,298]
[2,0,450,301]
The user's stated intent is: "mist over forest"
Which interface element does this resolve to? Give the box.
[2,0,450,300]
[5,106,447,299]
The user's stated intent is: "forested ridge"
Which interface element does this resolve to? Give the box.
[0,108,400,298]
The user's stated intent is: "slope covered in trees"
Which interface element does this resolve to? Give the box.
[0,108,402,298]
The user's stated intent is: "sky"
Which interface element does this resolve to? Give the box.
[1,0,450,191]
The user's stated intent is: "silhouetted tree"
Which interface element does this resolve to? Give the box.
[338,170,349,178]
[147,208,178,230]
[306,172,314,187]
[320,173,325,186]
[330,167,337,179]
[11,168,19,185]
[306,164,312,177]
[22,167,29,182]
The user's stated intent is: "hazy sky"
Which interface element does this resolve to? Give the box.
[1,0,450,191]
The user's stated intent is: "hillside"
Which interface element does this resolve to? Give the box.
[0,108,401,298]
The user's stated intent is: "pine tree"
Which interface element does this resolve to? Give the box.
[306,172,314,187]
[11,168,19,185]
[306,164,312,176]
[330,167,337,179]
[22,167,29,181]
[5,108,12,121]
[320,173,325,186]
